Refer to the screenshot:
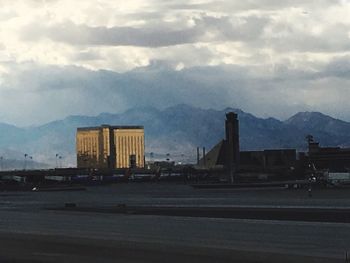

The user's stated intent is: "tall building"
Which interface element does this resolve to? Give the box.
[76,125,145,169]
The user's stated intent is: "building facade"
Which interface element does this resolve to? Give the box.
[76,125,145,169]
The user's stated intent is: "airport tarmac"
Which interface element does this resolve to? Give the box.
[0,183,350,262]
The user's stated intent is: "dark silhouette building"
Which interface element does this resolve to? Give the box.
[198,112,240,182]
[225,112,240,182]
[307,136,350,172]
[240,149,297,172]
[199,112,298,181]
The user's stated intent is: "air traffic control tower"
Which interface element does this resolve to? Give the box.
[225,112,240,183]
[198,112,240,183]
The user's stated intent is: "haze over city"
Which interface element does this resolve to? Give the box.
[0,0,349,126]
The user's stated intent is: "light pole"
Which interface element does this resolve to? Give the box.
[55,153,59,168]
[59,155,63,168]
[29,156,33,169]
[24,154,28,170]
[0,156,3,171]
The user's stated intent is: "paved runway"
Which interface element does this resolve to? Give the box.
[0,183,350,262]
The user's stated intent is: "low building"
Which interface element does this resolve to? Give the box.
[76,125,145,169]
[240,149,297,172]
[308,138,350,171]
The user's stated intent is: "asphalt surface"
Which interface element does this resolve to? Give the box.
[0,183,350,262]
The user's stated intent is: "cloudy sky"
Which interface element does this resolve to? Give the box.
[0,0,350,126]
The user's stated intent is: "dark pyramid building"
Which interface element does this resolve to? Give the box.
[199,112,240,182]
[199,112,298,182]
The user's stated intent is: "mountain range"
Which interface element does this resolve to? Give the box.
[1,104,350,168]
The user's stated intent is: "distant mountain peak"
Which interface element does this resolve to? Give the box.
[285,111,332,124]
[223,107,242,114]
[124,105,160,114]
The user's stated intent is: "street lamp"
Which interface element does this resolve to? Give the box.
[55,153,59,168]
[29,156,33,169]
[59,155,63,168]
[24,154,28,170]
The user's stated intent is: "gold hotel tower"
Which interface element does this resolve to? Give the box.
[76,125,145,169]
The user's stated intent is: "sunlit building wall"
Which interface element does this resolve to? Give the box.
[76,125,144,169]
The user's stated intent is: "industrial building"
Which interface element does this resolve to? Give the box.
[199,112,299,181]
[307,136,350,172]
[240,149,297,172]
[76,125,145,169]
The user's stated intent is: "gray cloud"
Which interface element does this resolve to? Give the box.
[319,55,350,78]
[267,22,350,53]
[19,2,349,56]
[72,50,102,61]
[1,57,350,126]
[0,0,349,126]
[21,14,268,47]
[167,0,341,13]
[22,21,199,47]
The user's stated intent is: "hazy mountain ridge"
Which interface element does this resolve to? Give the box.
[0,105,350,167]
[285,111,350,147]
[286,111,350,136]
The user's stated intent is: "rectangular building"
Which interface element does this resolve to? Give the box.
[308,140,350,172]
[76,125,145,169]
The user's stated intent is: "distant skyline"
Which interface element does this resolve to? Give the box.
[0,0,350,125]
